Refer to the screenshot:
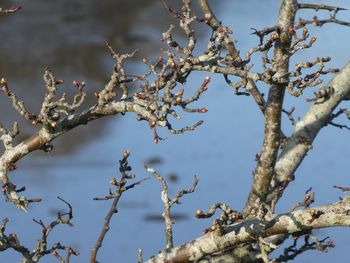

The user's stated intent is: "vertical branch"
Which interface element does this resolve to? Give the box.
[144,164,198,249]
[244,0,298,214]
[91,151,147,263]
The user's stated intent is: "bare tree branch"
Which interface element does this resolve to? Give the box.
[147,197,350,262]
[145,164,198,249]
[268,61,350,208]
[244,0,298,215]
[90,151,146,263]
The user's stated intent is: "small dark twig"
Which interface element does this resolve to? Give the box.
[274,234,335,262]
[333,185,350,192]
[91,151,146,263]
[195,203,242,234]
[250,26,279,46]
[282,107,296,126]
[0,198,78,263]
[290,187,315,212]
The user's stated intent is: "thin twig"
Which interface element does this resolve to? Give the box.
[90,151,146,263]
[144,164,198,249]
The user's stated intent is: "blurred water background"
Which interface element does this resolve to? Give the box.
[0,0,350,262]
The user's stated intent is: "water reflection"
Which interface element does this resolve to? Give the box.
[0,0,184,154]
[1,1,350,263]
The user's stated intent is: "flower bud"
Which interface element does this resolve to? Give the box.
[204,76,211,84]
[123,150,130,158]
[72,80,78,88]
[110,178,117,185]
[195,209,202,217]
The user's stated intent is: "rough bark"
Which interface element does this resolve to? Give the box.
[244,0,298,213]
[268,60,350,206]
[146,196,350,263]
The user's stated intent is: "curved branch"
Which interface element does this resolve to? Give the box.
[146,197,350,263]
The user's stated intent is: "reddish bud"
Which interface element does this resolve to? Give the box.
[305,62,313,67]
[204,76,211,84]
[311,36,317,43]
[56,79,64,85]
[158,55,164,62]
[72,80,78,88]
[154,138,159,144]
[303,28,308,35]
[289,27,296,35]
[142,58,148,64]
[1,78,7,85]
[80,81,86,88]
[200,108,208,113]
[123,150,130,158]
[94,92,100,98]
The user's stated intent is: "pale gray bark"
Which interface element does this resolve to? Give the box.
[146,196,350,263]
[268,60,350,205]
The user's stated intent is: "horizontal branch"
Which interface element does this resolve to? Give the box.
[191,65,262,82]
[0,98,175,209]
[297,4,347,12]
[146,197,350,263]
